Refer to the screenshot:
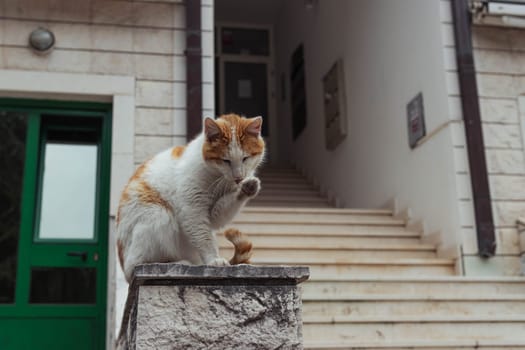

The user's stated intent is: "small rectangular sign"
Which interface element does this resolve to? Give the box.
[407,92,426,149]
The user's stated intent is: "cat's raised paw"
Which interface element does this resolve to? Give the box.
[207,257,230,266]
[240,177,260,198]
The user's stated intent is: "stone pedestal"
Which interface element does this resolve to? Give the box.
[117,264,309,349]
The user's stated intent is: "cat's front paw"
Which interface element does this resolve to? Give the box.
[206,257,230,266]
[239,177,260,198]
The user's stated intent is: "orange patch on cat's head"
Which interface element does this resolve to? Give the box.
[171,146,185,159]
[202,114,265,161]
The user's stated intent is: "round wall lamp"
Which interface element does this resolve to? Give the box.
[28,27,55,54]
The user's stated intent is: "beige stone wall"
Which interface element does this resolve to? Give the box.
[458,25,525,275]
[0,0,214,168]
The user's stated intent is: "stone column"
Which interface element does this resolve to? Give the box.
[117,264,309,349]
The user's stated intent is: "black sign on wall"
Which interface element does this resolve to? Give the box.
[290,44,307,140]
[407,92,426,149]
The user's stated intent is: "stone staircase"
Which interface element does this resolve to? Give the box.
[218,167,525,349]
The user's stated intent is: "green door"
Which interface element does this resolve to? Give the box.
[0,99,112,350]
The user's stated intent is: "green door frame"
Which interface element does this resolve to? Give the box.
[0,98,112,349]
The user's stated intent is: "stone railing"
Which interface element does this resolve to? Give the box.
[117,264,309,349]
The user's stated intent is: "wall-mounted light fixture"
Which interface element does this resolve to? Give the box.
[29,27,55,54]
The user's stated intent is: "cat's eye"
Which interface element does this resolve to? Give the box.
[222,159,231,164]
[242,157,249,162]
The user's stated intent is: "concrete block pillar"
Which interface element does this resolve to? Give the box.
[117,264,309,349]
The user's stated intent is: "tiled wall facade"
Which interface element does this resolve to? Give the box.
[440,1,523,275]
[469,25,525,274]
[0,0,214,169]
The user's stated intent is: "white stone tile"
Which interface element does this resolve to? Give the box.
[173,30,186,56]
[440,23,455,47]
[202,31,214,57]
[456,173,472,200]
[445,72,460,95]
[443,47,457,71]
[474,49,523,75]
[92,25,133,52]
[113,95,135,154]
[508,28,525,51]
[134,135,172,163]
[90,51,134,75]
[136,80,174,108]
[490,175,525,200]
[136,108,173,136]
[486,149,525,175]
[172,135,187,146]
[440,1,452,22]
[6,0,90,22]
[202,83,215,110]
[3,0,48,20]
[172,56,185,81]
[459,200,475,228]
[202,56,214,83]
[477,74,519,99]
[133,28,174,55]
[172,109,187,135]
[450,121,466,147]
[448,96,462,120]
[463,255,522,276]
[453,147,469,173]
[493,201,525,227]
[472,26,512,50]
[134,54,173,81]
[479,98,518,124]
[133,2,175,28]
[110,152,134,216]
[172,82,186,108]
[482,123,522,149]
[174,3,185,28]
[461,228,477,255]
[3,47,47,71]
[498,228,521,255]
[202,5,213,31]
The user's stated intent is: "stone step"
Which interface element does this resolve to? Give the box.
[251,195,329,203]
[221,223,419,237]
[217,233,422,247]
[302,300,525,322]
[304,339,525,349]
[259,174,306,180]
[302,322,525,344]
[258,189,323,197]
[255,260,455,277]
[257,182,315,190]
[219,245,436,260]
[301,278,525,299]
[232,214,405,226]
[241,207,393,216]
[260,175,311,182]
[246,201,333,208]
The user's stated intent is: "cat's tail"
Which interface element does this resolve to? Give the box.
[224,228,253,265]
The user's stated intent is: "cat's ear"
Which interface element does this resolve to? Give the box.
[204,117,221,141]
[246,116,263,137]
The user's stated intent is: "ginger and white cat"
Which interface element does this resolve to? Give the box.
[116,114,264,282]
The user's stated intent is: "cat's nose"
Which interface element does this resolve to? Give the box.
[234,177,243,184]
